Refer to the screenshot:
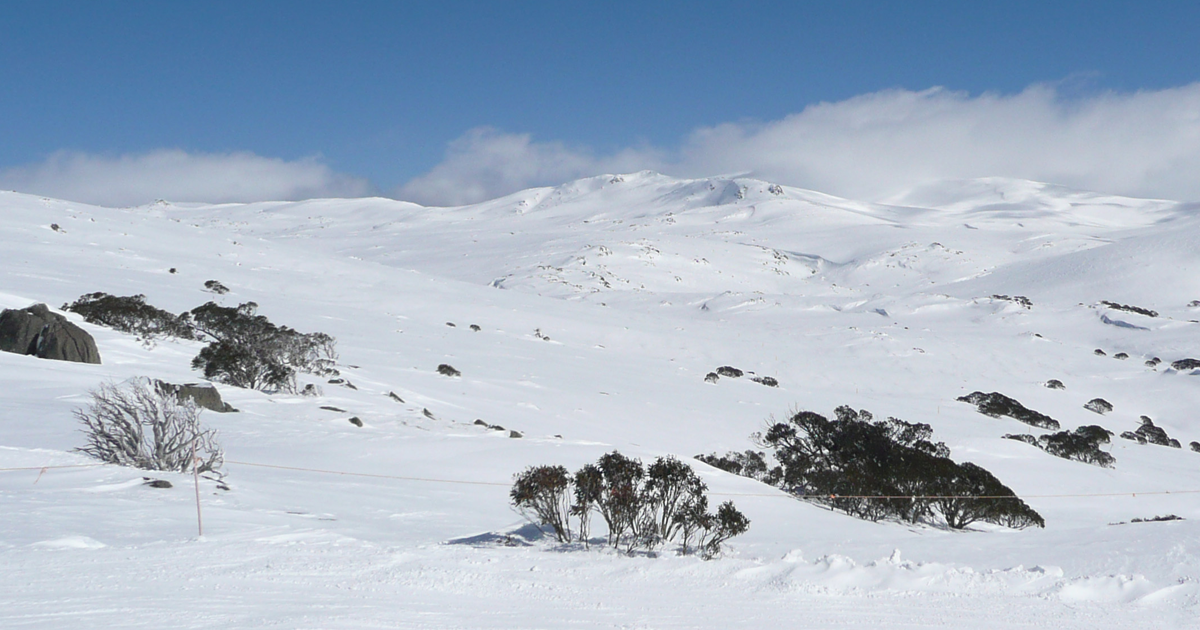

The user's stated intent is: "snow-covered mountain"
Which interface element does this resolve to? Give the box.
[2,173,1198,628]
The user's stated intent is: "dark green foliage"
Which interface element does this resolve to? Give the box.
[696,450,782,485]
[185,302,337,393]
[929,461,1044,529]
[510,465,573,543]
[759,406,1043,529]
[1100,301,1157,318]
[992,294,1032,308]
[63,293,195,341]
[1084,398,1113,415]
[1005,426,1115,467]
[203,280,230,294]
[1120,417,1181,448]
[958,391,1061,430]
[511,452,750,557]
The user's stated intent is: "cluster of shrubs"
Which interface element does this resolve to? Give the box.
[64,292,336,393]
[703,406,1044,530]
[957,392,1060,430]
[1100,301,1157,318]
[992,294,1032,309]
[510,452,749,558]
[1121,416,1182,448]
[1004,425,1115,467]
[704,366,778,387]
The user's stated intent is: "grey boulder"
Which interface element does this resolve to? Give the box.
[154,380,237,413]
[0,303,101,364]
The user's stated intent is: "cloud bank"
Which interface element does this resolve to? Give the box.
[0,150,372,207]
[399,83,1200,205]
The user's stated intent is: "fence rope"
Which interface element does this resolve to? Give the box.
[5,459,1200,500]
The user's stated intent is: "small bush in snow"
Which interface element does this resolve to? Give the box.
[510,451,749,558]
[1044,379,1065,390]
[75,378,223,475]
[1119,416,1181,448]
[203,280,230,294]
[1190,441,1200,453]
[1084,398,1113,415]
[1006,425,1115,467]
[1171,358,1200,371]
[437,363,461,377]
[958,391,1060,430]
[715,366,743,378]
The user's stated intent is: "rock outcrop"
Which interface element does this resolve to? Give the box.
[0,303,101,364]
[154,380,237,413]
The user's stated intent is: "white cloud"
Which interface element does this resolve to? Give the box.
[396,127,664,206]
[399,83,1200,204]
[0,149,372,207]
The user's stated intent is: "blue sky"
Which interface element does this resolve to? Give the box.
[4,1,1200,205]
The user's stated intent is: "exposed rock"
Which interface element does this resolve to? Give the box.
[0,303,101,364]
[437,364,461,377]
[348,417,363,427]
[320,406,346,412]
[422,408,435,419]
[446,322,456,327]
[143,478,173,489]
[388,391,405,403]
[1145,357,1162,368]
[469,324,481,332]
[1113,352,1129,360]
[1084,398,1113,415]
[957,391,1060,429]
[154,380,236,412]
[509,430,523,438]
[1094,349,1107,356]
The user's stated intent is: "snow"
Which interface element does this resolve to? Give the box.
[2,173,1199,628]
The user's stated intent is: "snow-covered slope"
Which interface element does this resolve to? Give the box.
[2,173,1199,628]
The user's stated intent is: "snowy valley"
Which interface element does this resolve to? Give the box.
[2,171,1199,628]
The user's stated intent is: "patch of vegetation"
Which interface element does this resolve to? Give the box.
[1119,416,1181,448]
[750,376,779,387]
[203,280,230,295]
[1094,348,1107,356]
[1044,379,1065,390]
[63,293,196,341]
[1113,352,1128,360]
[1100,301,1157,318]
[186,302,337,393]
[1084,398,1113,415]
[511,452,749,558]
[992,294,1032,309]
[695,450,782,485]
[76,378,223,475]
[1171,358,1200,371]
[715,366,743,378]
[437,363,461,377]
[1146,357,1162,368]
[739,406,1043,530]
[704,372,720,383]
[1004,425,1115,468]
[957,392,1060,430]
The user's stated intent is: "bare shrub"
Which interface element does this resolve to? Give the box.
[75,378,223,475]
